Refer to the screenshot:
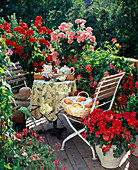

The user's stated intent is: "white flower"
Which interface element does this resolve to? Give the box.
[22,152,28,157]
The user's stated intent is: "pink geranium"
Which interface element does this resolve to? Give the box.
[87,27,93,32]
[75,19,81,23]
[58,33,66,38]
[52,51,57,61]
[89,45,94,51]
[81,19,86,24]
[50,19,96,67]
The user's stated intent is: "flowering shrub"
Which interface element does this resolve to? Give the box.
[81,109,137,158]
[13,129,60,169]
[73,40,137,109]
[49,19,97,67]
[0,14,52,86]
[126,92,138,120]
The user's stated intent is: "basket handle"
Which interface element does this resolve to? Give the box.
[77,91,89,98]
[71,102,85,110]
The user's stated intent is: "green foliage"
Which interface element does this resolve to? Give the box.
[66,0,137,59]
[0,38,20,169]
[0,40,58,169]
[0,0,73,29]
[73,40,136,93]
[14,129,58,169]
[126,94,138,120]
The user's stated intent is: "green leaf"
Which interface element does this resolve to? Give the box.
[4,164,12,169]
[18,107,34,120]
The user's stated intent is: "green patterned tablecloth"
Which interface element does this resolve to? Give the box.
[30,80,77,121]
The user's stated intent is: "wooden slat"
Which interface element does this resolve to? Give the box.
[96,82,118,92]
[6,73,25,80]
[7,77,26,84]
[7,65,22,71]
[96,91,114,101]
[95,86,116,97]
[5,69,24,75]
[100,77,120,87]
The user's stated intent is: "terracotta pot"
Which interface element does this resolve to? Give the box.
[12,106,25,123]
[95,145,126,169]
[133,135,138,156]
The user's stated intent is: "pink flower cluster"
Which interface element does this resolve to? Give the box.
[49,19,97,66]
[51,20,96,46]
[30,154,39,160]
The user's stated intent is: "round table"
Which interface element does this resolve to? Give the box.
[30,80,77,121]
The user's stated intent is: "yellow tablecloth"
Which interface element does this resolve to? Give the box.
[30,80,77,121]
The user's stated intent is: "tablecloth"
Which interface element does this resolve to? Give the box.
[30,80,77,121]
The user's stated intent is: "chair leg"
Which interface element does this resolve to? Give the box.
[60,128,85,150]
[61,113,97,160]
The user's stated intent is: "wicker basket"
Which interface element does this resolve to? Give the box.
[61,91,93,118]
[34,74,45,80]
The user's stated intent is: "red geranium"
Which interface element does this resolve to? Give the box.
[39,27,47,34]
[81,108,137,158]
[86,64,92,72]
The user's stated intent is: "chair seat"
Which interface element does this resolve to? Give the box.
[59,108,82,122]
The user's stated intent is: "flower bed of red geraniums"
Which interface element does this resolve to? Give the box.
[81,109,137,158]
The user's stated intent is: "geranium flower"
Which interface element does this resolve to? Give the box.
[111,38,117,43]
[34,62,39,68]
[86,64,92,72]
[81,109,137,158]
[76,75,81,81]
[135,81,138,89]
[39,27,47,34]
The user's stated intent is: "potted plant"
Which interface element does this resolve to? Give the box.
[11,106,35,132]
[81,108,137,169]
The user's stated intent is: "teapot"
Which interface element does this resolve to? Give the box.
[42,64,52,73]
[57,65,75,75]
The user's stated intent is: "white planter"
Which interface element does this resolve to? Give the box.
[95,145,126,169]
[133,135,138,156]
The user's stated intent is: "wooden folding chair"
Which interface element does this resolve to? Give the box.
[5,61,29,107]
[59,72,125,160]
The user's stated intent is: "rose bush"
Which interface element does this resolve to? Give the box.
[72,39,137,110]
[49,19,97,67]
[81,109,137,158]
[0,14,52,86]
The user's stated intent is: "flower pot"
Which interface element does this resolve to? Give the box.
[133,135,138,156]
[95,145,126,169]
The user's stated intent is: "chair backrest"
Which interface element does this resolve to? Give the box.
[91,72,125,112]
[5,61,27,91]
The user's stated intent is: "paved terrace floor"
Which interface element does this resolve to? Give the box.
[26,113,138,170]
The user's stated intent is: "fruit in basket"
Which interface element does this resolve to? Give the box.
[64,99,73,104]
[72,103,82,108]
[76,97,86,102]
[85,102,93,108]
